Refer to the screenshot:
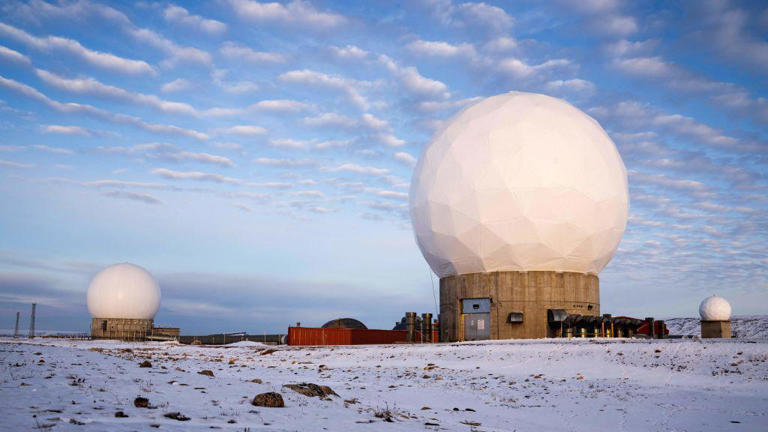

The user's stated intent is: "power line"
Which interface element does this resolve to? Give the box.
[427,264,438,318]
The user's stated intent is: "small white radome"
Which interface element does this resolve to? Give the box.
[410,91,629,278]
[87,263,161,320]
[699,295,732,321]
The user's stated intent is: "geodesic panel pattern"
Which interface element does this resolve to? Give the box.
[409,92,629,278]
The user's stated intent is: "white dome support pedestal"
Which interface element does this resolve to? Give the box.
[700,320,731,339]
[440,271,599,341]
[410,92,629,342]
[90,318,154,341]
[699,295,732,339]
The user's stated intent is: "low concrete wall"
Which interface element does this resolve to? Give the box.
[152,327,180,337]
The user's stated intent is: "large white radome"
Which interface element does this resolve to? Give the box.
[699,295,732,321]
[410,91,629,278]
[87,263,161,320]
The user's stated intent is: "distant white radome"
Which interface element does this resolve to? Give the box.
[87,263,160,320]
[410,91,629,278]
[699,295,732,321]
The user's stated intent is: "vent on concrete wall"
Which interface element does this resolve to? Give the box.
[548,309,568,323]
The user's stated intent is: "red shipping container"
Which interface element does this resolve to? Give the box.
[287,327,440,346]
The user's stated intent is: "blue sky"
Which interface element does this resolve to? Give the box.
[0,0,765,334]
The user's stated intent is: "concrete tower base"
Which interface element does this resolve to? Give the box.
[701,320,731,339]
[91,318,153,341]
[440,271,599,341]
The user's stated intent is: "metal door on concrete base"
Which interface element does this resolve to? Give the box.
[462,298,491,341]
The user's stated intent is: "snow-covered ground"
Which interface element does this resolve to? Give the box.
[1,337,766,431]
[666,315,768,339]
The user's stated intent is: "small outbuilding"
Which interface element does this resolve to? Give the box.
[321,318,367,330]
[699,295,732,338]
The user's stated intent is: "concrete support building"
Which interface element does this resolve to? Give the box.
[90,318,154,341]
[440,271,598,341]
[409,92,629,341]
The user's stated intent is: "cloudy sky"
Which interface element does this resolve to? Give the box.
[0,0,765,334]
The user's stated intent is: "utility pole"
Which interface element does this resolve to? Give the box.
[13,312,20,338]
[29,303,36,339]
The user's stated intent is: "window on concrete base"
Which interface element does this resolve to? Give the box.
[507,312,523,323]
[461,298,491,314]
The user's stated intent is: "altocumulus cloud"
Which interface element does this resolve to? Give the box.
[0,0,765,330]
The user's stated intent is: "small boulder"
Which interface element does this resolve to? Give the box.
[164,412,190,421]
[250,378,263,384]
[115,411,129,418]
[139,360,152,368]
[198,370,214,377]
[283,383,338,398]
[134,397,149,408]
[252,392,285,408]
